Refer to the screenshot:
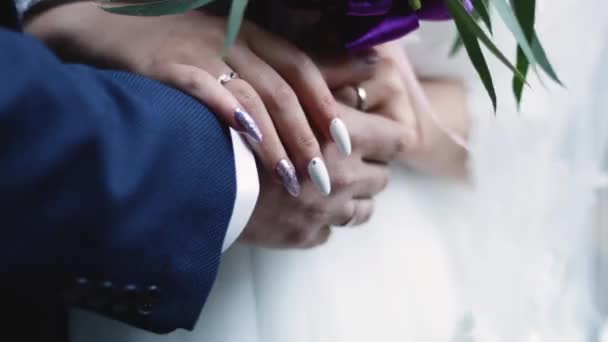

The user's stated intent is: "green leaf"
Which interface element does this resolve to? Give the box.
[530,32,562,85]
[510,0,534,105]
[487,0,537,68]
[513,46,529,105]
[102,0,215,16]
[223,0,249,56]
[472,0,492,33]
[447,0,496,110]
[510,0,562,104]
[447,0,527,84]
[409,0,422,10]
[510,0,534,40]
[449,35,464,57]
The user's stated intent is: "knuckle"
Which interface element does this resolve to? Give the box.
[316,93,337,117]
[305,202,328,224]
[296,134,321,155]
[149,51,174,71]
[284,228,310,246]
[274,82,297,100]
[359,203,375,224]
[231,83,260,108]
[302,228,331,248]
[284,223,325,247]
[177,69,205,94]
[333,168,355,189]
[330,202,355,227]
[350,128,368,152]
[378,169,391,192]
[340,202,357,222]
[317,228,332,245]
[395,136,407,156]
[387,133,408,159]
[380,55,398,72]
[384,75,404,97]
[265,82,298,112]
[285,50,314,76]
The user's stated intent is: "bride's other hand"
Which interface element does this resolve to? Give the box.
[329,43,469,178]
[26,3,375,196]
[409,79,469,178]
[241,103,405,248]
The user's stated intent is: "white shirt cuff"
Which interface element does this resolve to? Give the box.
[221,129,259,252]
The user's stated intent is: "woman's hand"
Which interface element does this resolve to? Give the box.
[26,3,375,196]
[328,42,469,178]
[241,102,406,248]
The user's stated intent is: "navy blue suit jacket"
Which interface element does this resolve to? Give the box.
[1,2,238,339]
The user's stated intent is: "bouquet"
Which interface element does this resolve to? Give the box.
[98,0,561,109]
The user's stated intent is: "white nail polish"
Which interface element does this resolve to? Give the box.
[308,158,331,196]
[330,118,352,156]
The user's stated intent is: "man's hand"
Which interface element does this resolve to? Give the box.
[26,2,376,196]
[328,42,469,178]
[241,103,406,248]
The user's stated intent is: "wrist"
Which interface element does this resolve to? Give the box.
[25,2,125,67]
[26,2,92,45]
[19,0,86,23]
[405,79,469,178]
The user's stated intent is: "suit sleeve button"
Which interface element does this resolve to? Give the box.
[87,281,114,309]
[112,284,137,314]
[147,285,160,302]
[137,302,153,316]
[136,285,160,316]
[64,276,89,304]
[100,281,114,294]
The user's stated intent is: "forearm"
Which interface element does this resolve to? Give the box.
[0,28,238,333]
[374,42,469,178]
[25,1,144,68]
[416,78,469,178]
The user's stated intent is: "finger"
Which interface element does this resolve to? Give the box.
[152,63,263,142]
[245,25,352,157]
[316,49,378,89]
[349,199,375,226]
[333,59,411,114]
[227,47,332,196]
[333,86,360,109]
[375,99,418,138]
[351,162,391,198]
[333,81,384,112]
[224,78,305,197]
[331,199,375,227]
[333,159,390,198]
[340,103,413,163]
[299,226,332,249]
[161,62,302,197]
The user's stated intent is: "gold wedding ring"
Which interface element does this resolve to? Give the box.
[355,85,367,111]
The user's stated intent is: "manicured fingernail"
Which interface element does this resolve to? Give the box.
[276,159,301,197]
[330,118,352,156]
[235,108,263,143]
[308,158,331,196]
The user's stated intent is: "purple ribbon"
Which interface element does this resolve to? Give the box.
[342,0,455,51]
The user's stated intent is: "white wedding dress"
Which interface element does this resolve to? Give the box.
[72,1,608,341]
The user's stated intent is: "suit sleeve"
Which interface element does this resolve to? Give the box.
[0,28,249,333]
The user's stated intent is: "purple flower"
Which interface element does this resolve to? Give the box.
[339,0,452,51]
